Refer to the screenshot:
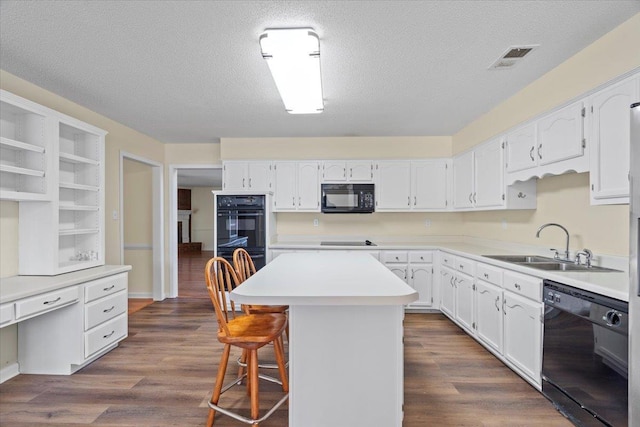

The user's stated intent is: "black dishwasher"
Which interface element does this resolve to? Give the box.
[542,280,628,427]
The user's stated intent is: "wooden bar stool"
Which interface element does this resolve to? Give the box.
[205,257,288,426]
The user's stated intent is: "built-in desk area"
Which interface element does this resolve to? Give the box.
[231,252,417,427]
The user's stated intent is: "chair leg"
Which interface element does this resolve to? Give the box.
[274,334,289,393]
[237,348,247,382]
[249,348,260,422]
[208,344,231,427]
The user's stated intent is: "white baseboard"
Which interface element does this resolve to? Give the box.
[0,362,19,384]
[128,292,154,299]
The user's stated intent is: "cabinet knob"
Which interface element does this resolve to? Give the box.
[484,273,489,279]
[514,283,521,290]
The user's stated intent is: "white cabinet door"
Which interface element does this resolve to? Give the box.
[503,291,542,383]
[297,161,320,211]
[375,161,411,210]
[474,138,504,208]
[247,162,272,191]
[537,101,584,166]
[223,161,248,190]
[387,265,408,282]
[409,265,433,307]
[273,162,297,211]
[412,160,449,210]
[475,280,503,354]
[440,266,456,319]
[505,123,537,173]
[455,272,474,333]
[452,151,474,209]
[322,161,346,181]
[590,75,639,204]
[347,161,373,182]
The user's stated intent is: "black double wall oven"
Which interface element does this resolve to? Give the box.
[216,195,266,272]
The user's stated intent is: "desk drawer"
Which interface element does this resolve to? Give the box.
[0,303,14,326]
[381,251,408,263]
[15,286,79,320]
[85,313,127,358]
[85,290,127,330]
[85,273,128,303]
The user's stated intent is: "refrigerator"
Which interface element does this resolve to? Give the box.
[630,101,640,426]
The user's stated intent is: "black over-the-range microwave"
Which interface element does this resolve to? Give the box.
[321,183,375,213]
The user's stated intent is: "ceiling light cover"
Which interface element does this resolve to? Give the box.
[260,28,324,114]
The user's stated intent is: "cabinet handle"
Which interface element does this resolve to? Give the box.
[484,273,489,279]
[43,297,61,305]
[537,144,543,159]
[469,193,473,203]
[103,330,115,339]
[459,264,464,270]
[517,192,526,198]
[514,283,521,290]
[248,178,252,188]
[103,285,115,292]
[495,296,500,312]
[103,305,115,313]
[529,146,535,161]
[292,197,295,206]
[414,196,417,206]
[349,168,352,178]
[473,193,476,203]
[411,269,415,279]
[407,196,410,206]
[298,196,301,206]
[243,178,246,188]
[503,298,507,316]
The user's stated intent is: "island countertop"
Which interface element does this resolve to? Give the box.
[231,251,418,306]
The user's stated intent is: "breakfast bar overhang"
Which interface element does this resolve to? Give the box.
[231,252,418,427]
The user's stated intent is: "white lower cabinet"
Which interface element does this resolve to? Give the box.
[17,271,128,375]
[383,250,435,310]
[439,253,543,388]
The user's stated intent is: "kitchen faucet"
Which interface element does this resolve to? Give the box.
[535,223,570,261]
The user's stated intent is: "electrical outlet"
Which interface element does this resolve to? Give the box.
[313,218,319,227]
[112,210,119,220]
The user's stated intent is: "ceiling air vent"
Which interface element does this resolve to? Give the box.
[489,45,539,70]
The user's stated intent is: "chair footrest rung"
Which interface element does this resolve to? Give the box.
[236,355,289,370]
[209,387,289,425]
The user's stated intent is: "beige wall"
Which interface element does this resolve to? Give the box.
[191,187,217,251]
[123,159,154,296]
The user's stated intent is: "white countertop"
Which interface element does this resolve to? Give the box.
[231,252,418,306]
[0,265,132,303]
[270,240,630,302]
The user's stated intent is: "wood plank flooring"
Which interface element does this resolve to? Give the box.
[0,305,572,426]
[1,251,573,426]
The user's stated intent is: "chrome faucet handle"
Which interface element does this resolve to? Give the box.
[575,249,593,267]
[549,248,560,259]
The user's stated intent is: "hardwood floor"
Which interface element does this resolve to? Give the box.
[0,307,571,426]
[1,252,573,426]
[178,250,214,299]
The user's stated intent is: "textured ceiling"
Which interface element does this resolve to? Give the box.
[1,1,638,143]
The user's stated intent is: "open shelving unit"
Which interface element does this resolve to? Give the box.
[2,89,108,275]
[0,92,53,201]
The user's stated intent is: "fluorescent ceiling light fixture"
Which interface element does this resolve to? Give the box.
[260,28,324,114]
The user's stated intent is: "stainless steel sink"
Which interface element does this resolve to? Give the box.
[482,255,621,272]
[483,255,555,263]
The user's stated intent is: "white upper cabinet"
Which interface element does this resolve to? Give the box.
[454,138,536,211]
[589,74,639,205]
[505,123,537,174]
[322,160,374,182]
[375,161,412,210]
[537,100,586,166]
[222,161,272,192]
[273,161,320,211]
[411,159,450,210]
[506,100,587,184]
[452,151,474,209]
[0,90,54,201]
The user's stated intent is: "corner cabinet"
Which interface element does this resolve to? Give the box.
[1,90,107,275]
[381,250,435,310]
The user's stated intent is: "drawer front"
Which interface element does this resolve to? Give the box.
[0,303,14,326]
[455,257,476,276]
[476,263,503,286]
[85,273,128,303]
[440,252,455,267]
[409,251,433,264]
[85,290,128,330]
[15,286,79,320]
[503,271,541,301]
[85,313,127,358]
[381,251,408,264]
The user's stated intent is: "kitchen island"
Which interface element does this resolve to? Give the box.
[230,251,418,427]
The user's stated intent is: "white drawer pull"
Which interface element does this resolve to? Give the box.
[43,297,61,305]
[103,306,115,313]
[103,285,115,292]
[103,330,115,339]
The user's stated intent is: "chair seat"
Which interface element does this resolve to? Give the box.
[218,313,287,347]
[246,304,289,314]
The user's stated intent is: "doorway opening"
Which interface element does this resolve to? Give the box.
[169,165,222,298]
